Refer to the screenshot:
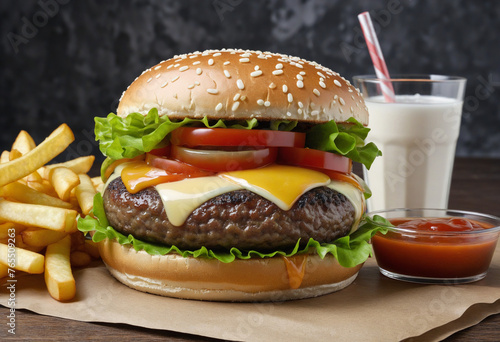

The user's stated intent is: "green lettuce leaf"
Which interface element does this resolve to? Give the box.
[95,108,258,161]
[77,193,388,267]
[305,117,382,169]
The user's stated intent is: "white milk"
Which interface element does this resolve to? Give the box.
[364,95,463,211]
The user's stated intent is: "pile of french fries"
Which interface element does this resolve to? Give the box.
[0,124,103,301]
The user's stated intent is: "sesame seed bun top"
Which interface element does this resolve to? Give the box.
[117,49,369,125]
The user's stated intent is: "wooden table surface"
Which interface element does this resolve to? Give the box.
[1,157,499,341]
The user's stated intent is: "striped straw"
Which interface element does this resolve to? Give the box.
[358,11,395,102]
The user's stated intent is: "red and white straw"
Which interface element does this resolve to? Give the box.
[358,11,395,102]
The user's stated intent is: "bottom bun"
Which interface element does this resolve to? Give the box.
[98,239,363,302]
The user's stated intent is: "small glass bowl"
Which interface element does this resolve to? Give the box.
[368,208,500,284]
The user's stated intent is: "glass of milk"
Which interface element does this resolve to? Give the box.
[353,75,467,211]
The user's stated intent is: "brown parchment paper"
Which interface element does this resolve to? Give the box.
[2,240,500,342]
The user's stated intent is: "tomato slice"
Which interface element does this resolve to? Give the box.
[148,145,170,156]
[277,147,351,174]
[171,146,278,172]
[146,153,215,177]
[170,127,306,148]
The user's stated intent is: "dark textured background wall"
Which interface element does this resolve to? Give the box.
[1,0,499,163]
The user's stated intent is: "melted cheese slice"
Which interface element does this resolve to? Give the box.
[155,176,240,226]
[327,180,365,233]
[220,165,330,210]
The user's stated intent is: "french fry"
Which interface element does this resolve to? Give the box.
[0,151,9,163]
[75,174,97,215]
[21,229,67,248]
[0,263,8,278]
[26,179,58,198]
[9,149,23,161]
[91,176,104,193]
[15,234,45,253]
[11,130,36,155]
[44,235,76,301]
[49,167,80,201]
[0,242,45,274]
[0,199,77,232]
[70,251,91,267]
[0,124,75,188]
[0,181,73,209]
[0,222,25,239]
[43,155,95,179]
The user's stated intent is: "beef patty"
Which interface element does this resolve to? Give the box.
[102,177,356,251]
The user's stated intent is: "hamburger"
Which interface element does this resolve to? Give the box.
[78,49,382,301]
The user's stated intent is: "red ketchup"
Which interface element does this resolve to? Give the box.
[371,217,497,280]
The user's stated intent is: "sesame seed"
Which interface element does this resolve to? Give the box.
[299,71,306,75]
[282,85,288,93]
[275,63,283,69]
[193,61,201,65]
[232,102,240,111]
[298,109,303,115]
[224,70,231,78]
[154,65,162,70]
[334,94,339,100]
[257,99,265,106]
[187,84,195,89]
[171,76,179,82]
[269,82,276,89]
[215,103,223,111]
[254,66,260,70]
[207,88,218,95]
[167,64,173,69]
[348,88,354,92]
[196,68,202,75]
[319,81,326,89]
[351,95,355,100]
[287,93,293,103]
[223,61,230,65]
[189,55,198,59]
[146,77,152,83]
[179,66,189,72]
[241,95,246,101]
[233,93,240,101]
[317,72,326,78]
[237,79,245,90]
[313,88,321,96]
[174,63,180,68]
[213,52,221,57]
[311,110,320,116]
[264,101,271,107]
[350,107,355,113]
[339,108,344,114]
[240,53,251,58]
[297,80,304,88]
[160,82,168,88]
[250,70,263,77]
[239,58,250,63]
[334,79,342,87]
[339,97,346,105]
[194,81,200,86]
[286,111,292,117]
[295,63,303,69]
[298,101,304,108]
[297,74,303,81]
[257,55,267,59]
[208,59,214,66]
[155,73,161,79]
[272,70,284,75]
